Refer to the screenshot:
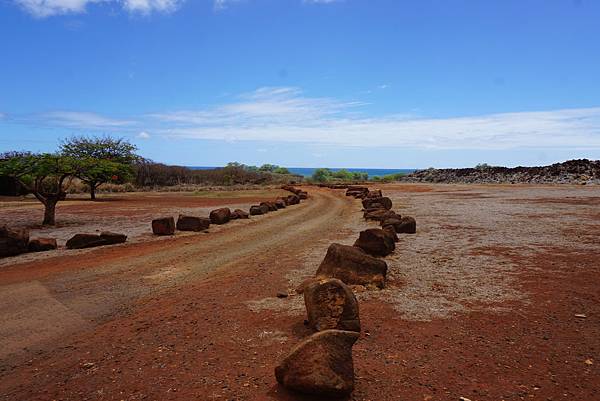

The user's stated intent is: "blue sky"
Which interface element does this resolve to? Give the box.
[1,0,599,168]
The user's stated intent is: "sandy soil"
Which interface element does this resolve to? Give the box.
[0,184,599,400]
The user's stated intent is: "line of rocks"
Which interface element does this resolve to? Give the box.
[0,225,129,257]
[151,186,309,235]
[274,185,417,397]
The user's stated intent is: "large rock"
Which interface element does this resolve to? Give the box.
[99,231,127,245]
[366,189,382,198]
[383,216,416,234]
[176,215,210,231]
[362,196,392,210]
[209,208,231,225]
[364,209,398,222]
[232,209,249,219]
[353,228,395,257]
[275,199,287,209]
[345,186,368,198]
[298,191,308,200]
[28,238,57,252]
[304,278,360,332]
[382,225,399,243]
[250,205,266,215]
[286,194,300,205]
[275,330,359,397]
[152,217,175,235]
[66,232,127,249]
[316,243,388,288]
[261,201,278,212]
[0,226,29,257]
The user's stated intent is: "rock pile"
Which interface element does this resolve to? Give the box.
[275,185,418,397]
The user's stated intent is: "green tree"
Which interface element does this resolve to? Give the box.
[311,168,331,182]
[273,166,291,174]
[60,135,139,200]
[0,152,80,225]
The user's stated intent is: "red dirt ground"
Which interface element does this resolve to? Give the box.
[1,185,599,400]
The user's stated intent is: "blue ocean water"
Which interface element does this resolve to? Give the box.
[189,166,415,178]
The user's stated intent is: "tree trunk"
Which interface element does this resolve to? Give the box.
[90,183,96,200]
[42,199,57,226]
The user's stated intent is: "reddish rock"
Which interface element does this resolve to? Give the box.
[0,226,29,257]
[304,278,360,332]
[382,216,417,234]
[176,215,210,231]
[152,217,175,235]
[66,234,105,249]
[99,232,127,245]
[364,209,398,222]
[28,238,57,252]
[366,189,382,198]
[261,201,278,212]
[250,205,266,215]
[345,186,368,198]
[382,225,399,242]
[232,209,249,219]
[362,196,392,210]
[275,199,287,209]
[298,191,308,200]
[353,228,395,257]
[209,208,231,225]
[286,194,300,205]
[316,243,388,288]
[275,330,359,397]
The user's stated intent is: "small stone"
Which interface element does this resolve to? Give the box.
[276,291,288,298]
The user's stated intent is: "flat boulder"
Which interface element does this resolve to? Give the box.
[209,208,231,225]
[0,226,29,257]
[177,215,210,231]
[275,199,287,209]
[383,216,416,234]
[28,238,57,252]
[362,196,392,210]
[261,201,278,212]
[99,231,127,245]
[286,194,300,205]
[364,209,398,222]
[304,278,360,332]
[250,205,266,215]
[232,209,249,219]
[275,330,359,397]
[316,243,388,288]
[152,217,175,235]
[353,228,395,257]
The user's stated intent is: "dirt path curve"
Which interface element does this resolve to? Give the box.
[0,188,355,371]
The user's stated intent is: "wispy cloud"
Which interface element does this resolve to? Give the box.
[137,131,151,139]
[213,0,242,11]
[22,111,136,130]
[13,0,183,17]
[5,87,600,150]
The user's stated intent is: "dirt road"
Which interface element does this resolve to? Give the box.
[1,185,599,401]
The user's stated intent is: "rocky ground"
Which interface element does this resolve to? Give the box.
[0,184,599,400]
[401,159,600,184]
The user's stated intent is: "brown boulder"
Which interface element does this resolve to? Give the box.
[362,196,392,210]
[176,215,210,231]
[364,209,398,222]
[383,216,416,234]
[0,226,29,257]
[286,194,300,205]
[382,225,399,242]
[366,189,382,198]
[232,209,249,219]
[298,191,308,200]
[99,231,127,245]
[28,238,57,252]
[209,208,231,225]
[316,243,388,288]
[304,278,360,332]
[250,205,265,215]
[275,199,287,209]
[152,217,175,235]
[275,330,359,397]
[353,228,395,257]
[261,201,278,212]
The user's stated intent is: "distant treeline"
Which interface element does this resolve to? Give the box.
[134,161,298,187]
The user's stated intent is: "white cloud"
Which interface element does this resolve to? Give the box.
[213,0,242,11]
[27,111,136,130]
[13,0,182,17]
[9,87,600,151]
[137,131,151,139]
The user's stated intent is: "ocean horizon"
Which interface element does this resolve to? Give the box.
[189,166,416,178]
